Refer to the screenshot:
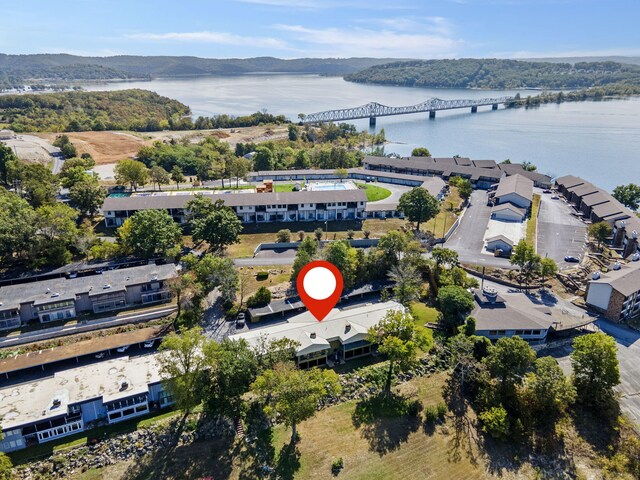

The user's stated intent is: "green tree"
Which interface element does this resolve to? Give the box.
[157,327,210,413]
[288,124,299,141]
[59,165,93,189]
[35,203,79,266]
[204,339,259,417]
[588,221,613,250]
[571,332,620,407]
[519,356,575,428]
[510,239,541,287]
[437,285,475,333]
[612,183,640,211]
[462,316,476,336]
[367,310,419,395]
[252,145,275,171]
[187,197,243,253]
[276,229,291,242]
[166,272,199,326]
[294,150,311,169]
[0,143,18,185]
[479,405,510,441]
[150,165,170,191]
[0,450,13,480]
[230,157,250,188]
[171,165,185,189]
[114,158,148,191]
[0,188,37,261]
[68,179,106,216]
[291,237,317,282]
[456,179,473,201]
[334,168,348,181]
[8,160,58,207]
[247,286,272,308]
[539,257,558,285]
[397,187,440,231]
[251,362,341,444]
[377,230,409,268]
[484,336,536,405]
[323,240,357,288]
[119,209,182,258]
[411,147,431,157]
[388,261,422,306]
[194,254,238,302]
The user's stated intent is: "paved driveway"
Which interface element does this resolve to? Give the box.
[445,190,511,268]
[537,193,588,269]
[551,319,640,426]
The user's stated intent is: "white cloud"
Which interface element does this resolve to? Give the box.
[494,47,640,58]
[127,31,289,49]
[273,24,462,58]
[363,16,454,36]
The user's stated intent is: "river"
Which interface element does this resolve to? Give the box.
[81,74,640,190]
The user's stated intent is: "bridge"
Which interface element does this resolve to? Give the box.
[302,96,514,125]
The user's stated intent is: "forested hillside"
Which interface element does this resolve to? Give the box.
[0,54,404,90]
[0,89,190,132]
[344,59,640,89]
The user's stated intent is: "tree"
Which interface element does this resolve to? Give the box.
[204,339,259,417]
[252,146,275,171]
[0,143,18,185]
[397,187,440,231]
[171,165,185,189]
[588,221,612,250]
[291,237,317,282]
[194,254,238,302]
[157,327,210,413]
[119,209,182,258]
[8,160,58,207]
[314,228,324,241]
[519,356,575,428]
[521,161,537,172]
[276,229,291,242]
[437,285,475,333]
[432,247,459,276]
[510,239,541,287]
[35,203,79,266]
[484,336,536,405]
[0,188,37,261]
[377,230,409,267]
[150,165,170,191]
[388,261,421,306]
[539,257,558,286]
[230,157,250,188]
[367,310,419,394]
[0,451,13,480]
[114,159,148,191]
[323,240,357,288]
[479,405,510,441]
[247,286,271,308]
[187,197,243,253]
[462,316,476,336]
[251,362,341,444]
[166,272,199,324]
[288,124,299,141]
[334,168,348,181]
[612,183,640,211]
[411,147,431,157]
[68,179,106,216]
[571,332,620,407]
[456,179,473,201]
[59,165,93,189]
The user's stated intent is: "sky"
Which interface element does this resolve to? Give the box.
[1,0,639,59]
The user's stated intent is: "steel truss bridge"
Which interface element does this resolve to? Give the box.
[302,97,514,125]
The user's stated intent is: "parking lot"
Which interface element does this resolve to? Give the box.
[537,192,588,270]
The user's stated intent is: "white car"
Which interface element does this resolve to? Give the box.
[143,340,155,348]
[116,345,130,353]
[94,352,106,359]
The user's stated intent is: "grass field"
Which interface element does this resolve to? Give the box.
[355,183,392,202]
[238,265,293,299]
[410,302,440,326]
[423,186,463,237]
[227,219,408,258]
[526,194,541,249]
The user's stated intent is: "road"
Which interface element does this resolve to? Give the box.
[445,190,512,268]
[537,193,588,270]
[0,305,176,348]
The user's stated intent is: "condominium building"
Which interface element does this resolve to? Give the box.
[585,257,640,322]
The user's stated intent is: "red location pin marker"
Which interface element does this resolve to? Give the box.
[296,260,344,322]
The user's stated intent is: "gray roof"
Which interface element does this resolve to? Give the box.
[492,203,527,215]
[472,160,497,169]
[580,191,611,207]
[554,175,585,189]
[494,174,533,202]
[103,189,367,212]
[590,260,640,297]
[569,182,600,197]
[472,289,554,331]
[485,235,514,246]
[0,264,177,311]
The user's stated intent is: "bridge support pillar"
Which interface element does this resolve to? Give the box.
[492,103,498,110]
[429,110,436,119]
[471,106,478,113]
[369,116,376,127]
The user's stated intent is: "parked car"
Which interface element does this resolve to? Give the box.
[236,312,246,328]
[116,345,130,353]
[94,352,106,359]
[564,255,580,263]
[143,340,155,348]
[551,195,559,200]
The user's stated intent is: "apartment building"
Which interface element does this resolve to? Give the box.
[585,257,640,322]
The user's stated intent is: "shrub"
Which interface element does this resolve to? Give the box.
[331,457,344,476]
[479,405,510,441]
[424,405,439,423]
[297,230,305,241]
[246,286,272,308]
[256,271,269,281]
[347,229,355,240]
[436,402,447,419]
[276,229,291,243]
[363,229,371,239]
[314,228,324,241]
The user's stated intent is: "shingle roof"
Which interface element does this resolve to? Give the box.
[485,235,514,246]
[590,259,640,297]
[554,175,585,189]
[491,203,527,215]
[494,174,533,202]
[472,290,554,331]
[0,264,177,311]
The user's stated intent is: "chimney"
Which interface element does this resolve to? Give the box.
[345,324,351,333]
[310,332,316,339]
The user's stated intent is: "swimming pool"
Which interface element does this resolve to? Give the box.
[307,181,357,191]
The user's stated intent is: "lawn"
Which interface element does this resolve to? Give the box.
[526,193,541,249]
[355,183,392,202]
[238,265,293,299]
[274,183,296,192]
[423,186,463,238]
[227,219,408,258]
[410,302,440,326]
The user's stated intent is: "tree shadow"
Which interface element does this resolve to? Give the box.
[274,442,301,480]
[352,393,421,456]
[571,400,621,453]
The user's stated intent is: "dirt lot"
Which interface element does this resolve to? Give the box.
[34,131,151,165]
[143,124,289,147]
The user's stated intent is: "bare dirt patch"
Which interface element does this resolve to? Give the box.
[34,131,151,165]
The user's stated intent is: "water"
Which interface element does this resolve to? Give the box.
[81,75,640,190]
